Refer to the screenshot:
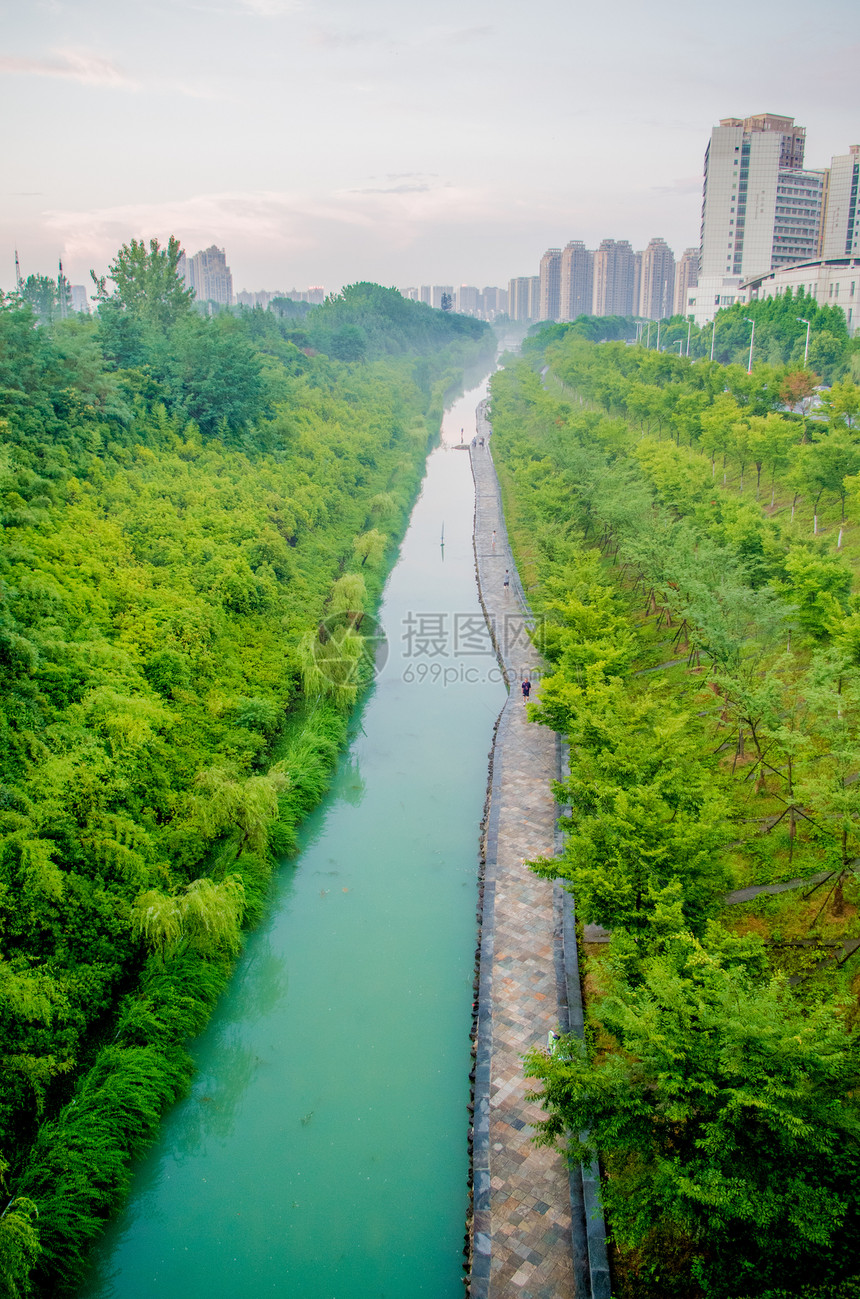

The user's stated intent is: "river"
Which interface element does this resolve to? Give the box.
[80,374,507,1299]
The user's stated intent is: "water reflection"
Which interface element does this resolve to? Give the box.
[335,753,366,807]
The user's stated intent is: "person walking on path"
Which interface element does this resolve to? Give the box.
[503,569,510,593]
[521,677,531,703]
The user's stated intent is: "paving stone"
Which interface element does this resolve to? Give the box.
[468,413,576,1298]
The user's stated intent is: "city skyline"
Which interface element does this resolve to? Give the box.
[2,0,857,295]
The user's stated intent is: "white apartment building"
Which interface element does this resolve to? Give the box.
[683,275,744,328]
[772,169,826,268]
[456,285,480,314]
[507,276,540,322]
[674,247,699,316]
[700,114,825,284]
[822,147,860,258]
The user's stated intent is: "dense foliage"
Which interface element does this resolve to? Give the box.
[489,332,860,1297]
[0,242,492,1296]
[596,287,859,383]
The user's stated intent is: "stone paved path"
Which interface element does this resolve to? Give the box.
[469,403,577,1299]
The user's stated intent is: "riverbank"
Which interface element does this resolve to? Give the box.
[467,401,610,1299]
[468,405,573,1297]
[74,376,506,1299]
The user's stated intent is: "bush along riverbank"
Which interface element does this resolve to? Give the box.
[0,245,494,1297]
[487,328,860,1299]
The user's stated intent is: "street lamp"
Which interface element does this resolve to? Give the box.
[656,321,662,352]
[744,317,755,374]
[797,317,811,367]
[686,320,692,357]
[709,318,717,362]
[675,339,684,355]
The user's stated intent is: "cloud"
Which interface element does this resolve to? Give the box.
[236,0,299,13]
[42,183,499,271]
[651,175,703,197]
[308,26,383,48]
[421,23,494,45]
[0,48,135,88]
[353,183,433,195]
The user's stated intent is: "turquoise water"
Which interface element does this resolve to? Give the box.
[80,377,506,1299]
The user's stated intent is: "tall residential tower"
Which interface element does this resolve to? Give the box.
[559,241,593,321]
[699,113,825,282]
[638,237,675,320]
[592,239,636,316]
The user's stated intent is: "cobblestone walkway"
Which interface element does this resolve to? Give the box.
[469,404,577,1299]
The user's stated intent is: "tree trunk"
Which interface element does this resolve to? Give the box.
[789,806,796,864]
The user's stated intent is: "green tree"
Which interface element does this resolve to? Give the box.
[525,920,860,1298]
[92,236,193,331]
[18,276,58,325]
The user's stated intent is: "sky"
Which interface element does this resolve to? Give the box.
[1,0,858,297]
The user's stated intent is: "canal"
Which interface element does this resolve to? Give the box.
[80,374,507,1299]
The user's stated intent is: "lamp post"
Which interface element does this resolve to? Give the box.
[744,317,755,374]
[656,321,661,352]
[686,320,692,357]
[709,318,717,362]
[676,339,684,355]
[646,321,652,348]
[797,317,811,367]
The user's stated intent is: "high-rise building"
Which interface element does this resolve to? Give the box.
[638,238,676,320]
[592,239,636,316]
[432,285,454,310]
[821,146,860,258]
[699,113,825,283]
[771,169,826,268]
[632,251,643,316]
[559,241,593,321]
[508,276,540,321]
[70,285,90,314]
[457,285,480,315]
[181,245,234,305]
[419,286,431,304]
[507,278,528,321]
[674,247,699,316]
[539,247,562,322]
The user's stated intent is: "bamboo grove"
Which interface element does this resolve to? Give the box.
[488,327,860,1298]
[0,242,493,1297]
